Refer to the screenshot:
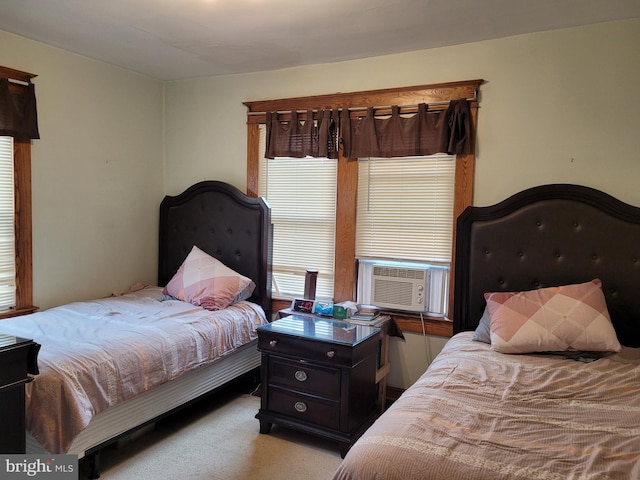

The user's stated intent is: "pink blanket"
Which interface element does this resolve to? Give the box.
[334,332,640,480]
[0,286,267,454]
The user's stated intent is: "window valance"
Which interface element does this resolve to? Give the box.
[341,99,472,159]
[264,99,471,159]
[265,109,339,159]
[0,77,40,140]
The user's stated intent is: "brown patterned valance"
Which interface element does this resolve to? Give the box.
[265,109,339,159]
[0,77,40,140]
[341,99,472,159]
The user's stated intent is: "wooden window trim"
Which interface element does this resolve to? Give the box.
[10,139,36,317]
[245,80,481,336]
[0,66,37,318]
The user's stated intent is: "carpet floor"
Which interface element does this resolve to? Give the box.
[80,389,343,479]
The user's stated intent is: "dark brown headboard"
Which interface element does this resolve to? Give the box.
[158,181,272,317]
[453,184,640,347]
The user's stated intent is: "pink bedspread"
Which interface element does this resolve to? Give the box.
[333,332,640,480]
[0,286,267,454]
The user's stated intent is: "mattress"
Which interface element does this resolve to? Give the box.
[0,286,267,454]
[333,332,640,480]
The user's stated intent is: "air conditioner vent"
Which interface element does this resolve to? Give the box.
[373,266,426,280]
[373,279,415,306]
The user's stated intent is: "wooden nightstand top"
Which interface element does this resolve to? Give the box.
[258,314,380,347]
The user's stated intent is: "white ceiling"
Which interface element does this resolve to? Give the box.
[1,0,639,81]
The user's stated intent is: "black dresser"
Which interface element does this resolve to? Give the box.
[0,333,40,453]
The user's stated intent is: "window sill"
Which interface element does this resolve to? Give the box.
[388,313,453,337]
[271,298,293,316]
[0,306,39,320]
[271,297,453,337]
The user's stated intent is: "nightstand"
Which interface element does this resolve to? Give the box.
[255,315,380,457]
[0,334,40,453]
[278,307,393,412]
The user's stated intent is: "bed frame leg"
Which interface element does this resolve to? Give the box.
[87,451,101,479]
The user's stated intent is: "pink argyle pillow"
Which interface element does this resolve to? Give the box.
[163,246,255,311]
[485,279,621,354]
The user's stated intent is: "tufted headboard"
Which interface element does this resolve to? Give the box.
[158,181,273,317]
[453,184,640,347]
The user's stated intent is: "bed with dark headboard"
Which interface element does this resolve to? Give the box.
[333,184,640,480]
[454,183,640,346]
[1,181,272,478]
[159,180,272,317]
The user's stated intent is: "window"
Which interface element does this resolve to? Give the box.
[0,66,37,317]
[258,125,337,300]
[245,80,480,335]
[0,137,15,310]
[355,155,454,316]
[355,155,455,262]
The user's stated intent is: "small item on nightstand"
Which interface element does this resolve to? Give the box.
[291,298,317,313]
[313,301,333,315]
[335,301,358,318]
[332,305,348,319]
[349,304,380,320]
[357,304,380,316]
[304,270,318,300]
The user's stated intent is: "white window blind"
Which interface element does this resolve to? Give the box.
[355,155,455,264]
[258,125,337,300]
[0,136,16,311]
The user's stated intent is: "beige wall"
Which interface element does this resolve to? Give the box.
[0,31,165,309]
[165,19,640,387]
[164,19,640,206]
[1,19,638,387]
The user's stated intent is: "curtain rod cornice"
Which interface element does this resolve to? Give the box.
[244,79,483,115]
[246,99,478,116]
[0,66,37,84]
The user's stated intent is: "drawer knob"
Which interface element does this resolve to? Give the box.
[326,350,335,358]
[269,340,278,347]
[294,401,308,413]
[294,370,308,382]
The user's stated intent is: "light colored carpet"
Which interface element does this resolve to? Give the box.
[83,391,343,479]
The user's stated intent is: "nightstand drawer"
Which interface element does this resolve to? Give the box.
[268,386,340,430]
[268,356,340,398]
[258,333,352,367]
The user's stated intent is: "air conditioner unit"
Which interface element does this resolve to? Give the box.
[370,264,429,312]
